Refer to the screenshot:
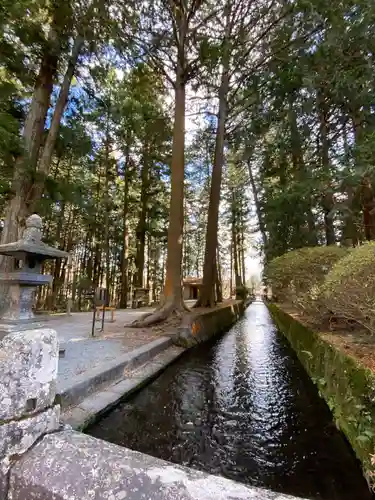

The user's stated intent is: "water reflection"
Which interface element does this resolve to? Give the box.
[88,302,373,500]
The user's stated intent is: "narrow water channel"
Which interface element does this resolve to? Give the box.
[88,302,373,500]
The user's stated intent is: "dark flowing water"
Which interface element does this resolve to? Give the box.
[88,302,373,500]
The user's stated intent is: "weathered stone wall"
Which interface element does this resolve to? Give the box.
[173,300,249,349]
[0,328,61,499]
[0,303,311,500]
[8,429,306,500]
[268,303,375,488]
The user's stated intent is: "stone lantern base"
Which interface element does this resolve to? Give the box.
[0,277,53,338]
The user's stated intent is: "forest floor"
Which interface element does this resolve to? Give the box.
[279,304,375,373]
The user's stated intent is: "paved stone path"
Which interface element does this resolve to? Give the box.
[39,308,159,390]
[36,301,196,397]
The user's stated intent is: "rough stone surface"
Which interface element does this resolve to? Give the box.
[0,406,60,475]
[0,328,58,421]
[78,390,120,415]
[109,377,147,395]
[9,431,306,500]
[60,406,91,431]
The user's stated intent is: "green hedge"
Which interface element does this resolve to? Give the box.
[323,242,375,334]
[265,246,348,317]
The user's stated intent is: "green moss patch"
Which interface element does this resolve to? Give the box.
[268,303,375,489]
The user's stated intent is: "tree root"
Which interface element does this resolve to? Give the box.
[182,301,191,312]
[193,297,215,308]
[124,311,152,328]
[129,301,189,327]
[131,306,172,327]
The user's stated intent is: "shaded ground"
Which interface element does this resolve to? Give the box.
[322,331,375,373]
[280,304,375,374]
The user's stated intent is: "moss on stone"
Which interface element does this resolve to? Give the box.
[268,303,375,489]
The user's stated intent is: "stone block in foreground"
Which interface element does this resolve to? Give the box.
[0,406,60,499]
[0,328,58,420]
[0,327,60,499]
[9,430,306,500]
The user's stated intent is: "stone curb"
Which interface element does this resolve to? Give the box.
[57,336,173,409]
[173,300,249,348]
[61,346,185,430]
[267,303,375,489]
[9,430,309,500]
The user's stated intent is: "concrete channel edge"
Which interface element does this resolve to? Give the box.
[61,299,251,431]
[61,345,186,430]
[267,302,375,491]
[57,336,173,409]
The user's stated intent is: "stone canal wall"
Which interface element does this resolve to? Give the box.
[268,303,375,488]
[62,300,251,431]
[173,299,249,348]
[0,321,308,500]
[2,300,313,500]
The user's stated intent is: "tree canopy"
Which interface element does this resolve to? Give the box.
[0,0,374,319]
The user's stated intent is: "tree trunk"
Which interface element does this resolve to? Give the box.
[130,4,201,325]
[288,96,317,247]
[232,192,242,289]
[93,166,102,289]
[48,203,72,310]
[104,133,111,297]
[183,196,188,278]
[349,105,373,240]
[134,148,149,288]
[341,123,359,247]
[120,148,130,308]
[48,200,66,310]
[195,5,230,307]
[146,233,152,303]
[0,22,61,268]
[86,229,94,282]
[133,66,187,325]
[360,175,375,241]
[161,74,186,308]
[247,158,267,249]
[230,243,233,297]
[216,247,223,303]
[152,243,160,304]
[342,185,359,247]
[28,36,84,212]
[317,88,335,245]
[240,205,246,285]
[111,251,117,305]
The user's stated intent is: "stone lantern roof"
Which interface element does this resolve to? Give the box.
[0,214,69,261]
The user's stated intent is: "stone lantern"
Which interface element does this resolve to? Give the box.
[0,214,69,335]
